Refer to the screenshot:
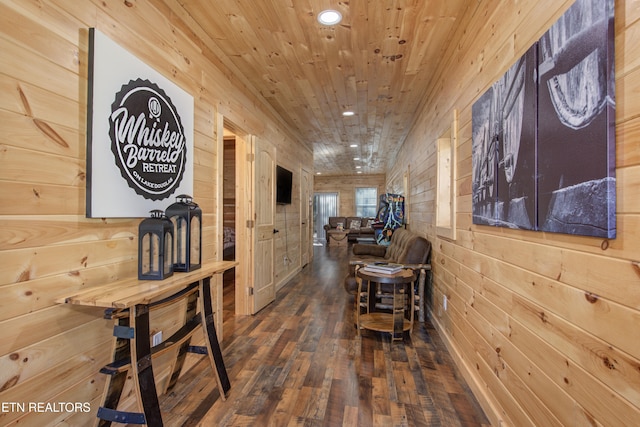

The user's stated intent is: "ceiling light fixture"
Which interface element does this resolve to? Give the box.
[354,157,360,161]
[350,144,358,148]
[318,9,342,26]
[342,111,355,116]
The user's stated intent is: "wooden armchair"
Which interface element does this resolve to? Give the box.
[343,228,432,322]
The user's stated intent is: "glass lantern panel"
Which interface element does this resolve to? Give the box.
[141,233,160,275]
[190,215,201,267]
[164,232,173,274]
[173,217,187,265]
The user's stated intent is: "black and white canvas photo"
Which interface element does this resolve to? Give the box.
[472,87,498,226]
[472,0,615,238]
[537,0,616,238]
[472,45,537,230]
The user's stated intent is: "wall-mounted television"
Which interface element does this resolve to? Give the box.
[276,165,293,205]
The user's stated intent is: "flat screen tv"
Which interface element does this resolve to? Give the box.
[276,165,293,205]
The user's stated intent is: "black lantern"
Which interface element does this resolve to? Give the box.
[165,194,202,272]
[138,210,174,280]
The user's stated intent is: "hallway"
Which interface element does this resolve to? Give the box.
[160,245,490,426]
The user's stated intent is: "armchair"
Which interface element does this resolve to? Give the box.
[343,228,432,322]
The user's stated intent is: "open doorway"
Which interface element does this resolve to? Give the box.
[222,133,236,321]
[221,119,255,316]
[221,118,276,315]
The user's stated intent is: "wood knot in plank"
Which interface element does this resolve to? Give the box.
[33,118,69,148]
[539,311,548,324]
[17,83,32,116]
[18,269,31,282]
[602,356,617,370]
[584,292,599,304]
[1,375,20,392]
[632,261,640,279]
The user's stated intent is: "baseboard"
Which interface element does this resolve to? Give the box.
[275,267,301,291]
[427,308,506,427]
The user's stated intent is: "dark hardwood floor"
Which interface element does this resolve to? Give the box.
[159,245,490,426]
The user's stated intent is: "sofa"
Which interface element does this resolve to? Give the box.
[343,228,432,322]
[323,216,376,244]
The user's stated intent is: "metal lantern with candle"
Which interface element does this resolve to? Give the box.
[138,209,174,280]
[165,194,202,272]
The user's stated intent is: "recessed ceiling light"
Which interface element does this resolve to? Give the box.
[318,9,342,26]
[357,171,363,174]
[350,144,358,148]
[354,157,360,160]
[355,166,362,169]
[316,172,322,175]
[342,111,355,116]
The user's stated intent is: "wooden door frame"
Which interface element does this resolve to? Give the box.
[300,167,313,266]
[220,115,253,316]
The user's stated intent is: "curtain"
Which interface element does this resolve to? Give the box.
[313,192,338,243]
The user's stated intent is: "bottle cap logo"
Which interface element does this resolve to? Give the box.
[109,79,186,200]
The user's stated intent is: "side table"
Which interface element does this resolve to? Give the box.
[327,229,350,246]
[356,268,416,341]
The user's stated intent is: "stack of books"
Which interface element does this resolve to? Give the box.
[361,262,404,275]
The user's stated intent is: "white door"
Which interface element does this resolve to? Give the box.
[252,137,276,313]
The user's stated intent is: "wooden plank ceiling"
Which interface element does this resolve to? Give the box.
[175,0,469,176]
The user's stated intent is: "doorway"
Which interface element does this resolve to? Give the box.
[222,134,236,321]
[221,120,251,317]
[221,118,276,315]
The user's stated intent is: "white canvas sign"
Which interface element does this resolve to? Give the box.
[86,28,194,218]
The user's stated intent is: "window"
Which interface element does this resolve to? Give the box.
[436,110,457,240]
[355,187,378,217]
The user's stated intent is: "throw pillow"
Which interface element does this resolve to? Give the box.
[350,220,361,230]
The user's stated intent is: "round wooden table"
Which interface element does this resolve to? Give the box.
[356,267,416,341]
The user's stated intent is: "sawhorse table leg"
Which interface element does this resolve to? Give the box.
[130,303,163,426]
[200,277,230,399]
[97,314,135,427]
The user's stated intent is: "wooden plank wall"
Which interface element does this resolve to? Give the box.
[274,164,301,288]
[387,0,640,425]
[0,1,312,425]
[313,174,386,217]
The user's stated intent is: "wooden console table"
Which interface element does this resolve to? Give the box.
[356,268,416,341]
[57,260,237,426]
